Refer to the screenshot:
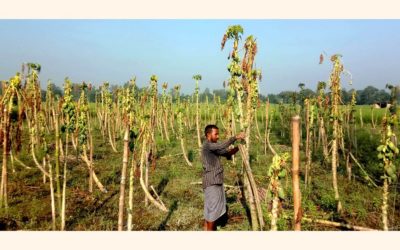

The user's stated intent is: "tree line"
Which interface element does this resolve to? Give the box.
[7,81,393,105]
[266,85,395,105]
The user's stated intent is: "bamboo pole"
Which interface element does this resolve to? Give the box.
[292,115,302,231]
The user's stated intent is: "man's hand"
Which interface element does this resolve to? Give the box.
[235,132,246,140]
[229,146,239,155]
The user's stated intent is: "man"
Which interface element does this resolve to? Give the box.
[201,124,245,231]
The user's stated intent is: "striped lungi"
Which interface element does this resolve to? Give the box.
[204,184,226,222]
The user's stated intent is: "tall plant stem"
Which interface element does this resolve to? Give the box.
[382,177,389,230]
[46,156,56,230]
[118,125,130,231]
[52,108,62,219]
[0,108,9,209]
[61,132,68,231]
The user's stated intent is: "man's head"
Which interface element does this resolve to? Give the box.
[204,124,219,143]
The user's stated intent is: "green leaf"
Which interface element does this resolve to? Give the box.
[278,187,286,200]
[278,169,287,178]
[386,166,394,177]
[388,141,397,152]
[391,174,398,183]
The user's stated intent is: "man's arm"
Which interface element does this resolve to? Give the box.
[222,146,239,160]
[208,132,245,156]
[208,137,236,155]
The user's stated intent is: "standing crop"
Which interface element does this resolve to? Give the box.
[193,74,202,148]
[345,90,357,180]
[377,84,398,230]
[0,73,24,209]
[174,84,193,167]
[267,153,289,230]
[118,77,137,231]
[60,77,76,230]
[304,97,316,186]
[221,25,264,230]
[377,115,398,230]
[316,81,329,161]
[101,82,118,152]
[161,82,170,142]
[329,54,345,214]
[76,82,107,193]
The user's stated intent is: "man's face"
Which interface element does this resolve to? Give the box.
[207,128,219,143]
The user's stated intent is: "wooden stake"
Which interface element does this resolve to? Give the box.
[291,115,302,231]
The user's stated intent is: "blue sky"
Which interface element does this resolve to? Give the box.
[0,20,399,94]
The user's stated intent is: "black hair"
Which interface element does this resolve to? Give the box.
[204,124,218,137]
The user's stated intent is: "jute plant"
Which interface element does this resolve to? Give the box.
[161,82,170,142]
[377,114,398,230]
[304,97,316,186]
[193,74,202,148]
[76,82,107,193]
[377,84,398,230]
[267,153,289,231]
[118,77,137,231]
[0,73,25,209]
[329,54,345,214]
[60,77,76,230]
[174,84,193,167]
[221,25,264,230]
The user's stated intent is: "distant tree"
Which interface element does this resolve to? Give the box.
[258,93,267,102]
[278,91,297,104]
[301,88,316,99]
[71,83,82,101]
[298,83,306,106]
[359,86,379,104]
[87,86,96,102]
[267,94,279,104]
[341,88,351,104]
[53,84,63,98]
[376,89,390,103]
[0,81,3,95]
[212,89,228,102]
[199,87,213,102]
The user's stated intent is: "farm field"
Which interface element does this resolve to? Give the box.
[1,23,400,232]
[1,98,399,230]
